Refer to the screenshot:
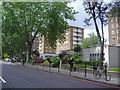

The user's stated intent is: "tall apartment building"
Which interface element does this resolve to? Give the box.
[56,26,84,54]
[32,26,84,54]
[32,35,56,54]
[108,13,120,46]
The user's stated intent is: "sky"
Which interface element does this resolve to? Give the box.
[67,0,109,45]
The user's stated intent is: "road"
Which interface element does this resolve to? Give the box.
[1,62,119,88]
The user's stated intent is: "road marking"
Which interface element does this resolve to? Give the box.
[0,76,6,83]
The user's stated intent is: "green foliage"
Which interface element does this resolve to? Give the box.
[109,2,120,19]
[70,54,82,64]
[43,60,50,65]
[89,61,99,66]
[3,53,10,58]
[74,45,81,53]
[29,59,34,62]
[75,64,93,69]
[81,60,99,66]
[75,61,99,69]
[62,55,69,64]
[32,50,39,57]
[83,2,108,69]
[50,56,61,64]
[2,2,77,59]
[108,68,120,72]
[81,32,99,48]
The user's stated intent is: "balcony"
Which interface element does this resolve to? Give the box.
[73,37,82,41]
[73,41,82,45]
[73,29,82,33]
[73,33,82,37]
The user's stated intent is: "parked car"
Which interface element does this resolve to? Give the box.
[11,58,17,63]
[4,58,11,62]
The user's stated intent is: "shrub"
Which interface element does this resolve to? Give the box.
[43,60,50,65]
[89,61,99,66]
[82,61,90,64]
[70,54,82,64]
[50,56,61,64]
[29,59,34,62]
[62,55,69,64]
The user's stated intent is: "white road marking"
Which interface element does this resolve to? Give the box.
[0,76,6,83]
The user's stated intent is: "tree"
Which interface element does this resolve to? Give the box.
[109,1,120,19]
[32,50,40,57]
[74,45,81,55]
[83,2,108,69]
[2,2,77,60]
[81,32,99,48]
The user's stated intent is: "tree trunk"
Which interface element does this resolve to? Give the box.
[92,9,104,69]
[27,42,33,62]
[99,42,104,69]
[99,18,105,70]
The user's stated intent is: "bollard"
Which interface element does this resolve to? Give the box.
[85,63,87,77]
[49,64,51,71]
[104,64,107,81]
[74,67,77,72]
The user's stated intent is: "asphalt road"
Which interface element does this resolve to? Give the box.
[1,63,119,88]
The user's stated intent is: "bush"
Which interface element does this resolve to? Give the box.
[29,59,34,62]
[43,60,50,65]
[50,56,61,64]
[70,54,82,64]
[89,61,99,66]
[82,61,90,64]
[62,55,69,64]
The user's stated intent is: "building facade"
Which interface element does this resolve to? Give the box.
[32,36,56,54]
[32,26,84,55]
[108,13,120,46]
[60,46,120,68]
[56,26,84,54]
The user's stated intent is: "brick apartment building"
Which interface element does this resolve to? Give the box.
[108,13,120,46]
[32,26,84,54]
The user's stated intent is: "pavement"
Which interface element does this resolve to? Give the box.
[2,62,120,88]
[17,62,120,87]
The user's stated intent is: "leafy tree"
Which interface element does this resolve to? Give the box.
[50,56,61,64]
[32,50,39,57]
[74,45,81,55]
[2,2,77,60]
[82,32,99,48]
[83,2,108,69]
[109,1,120,19]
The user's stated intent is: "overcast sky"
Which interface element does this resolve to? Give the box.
[67,0,110,45]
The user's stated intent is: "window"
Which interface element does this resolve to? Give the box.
[111,19,113,22]
[64,41,68,43]
[118,30,120,33]
[112,44,116,46]
[73,28,77,31]
[118,23,120,26]
[65,33,69,35]
[111,24,115,28]
[112,31,115,34]
[66,37,68,39]
[119,36,120,40]
[112,37,115,40]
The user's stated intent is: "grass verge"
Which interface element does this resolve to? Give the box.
[108,68,120,72]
